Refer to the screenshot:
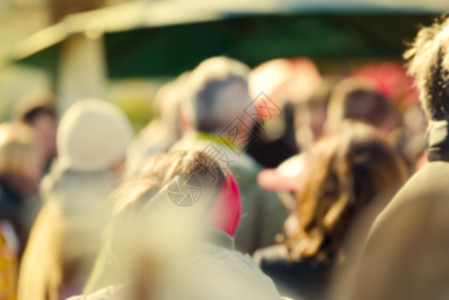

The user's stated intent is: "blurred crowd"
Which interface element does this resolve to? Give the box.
[1,15,449,300]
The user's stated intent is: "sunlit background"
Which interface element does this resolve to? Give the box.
[0,0,446,130]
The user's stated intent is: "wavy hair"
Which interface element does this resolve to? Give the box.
[287,122,407,264]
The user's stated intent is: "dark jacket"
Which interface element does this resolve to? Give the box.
[254,244,331,300]
[0,181,27,254]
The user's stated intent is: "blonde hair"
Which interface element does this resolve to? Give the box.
[85,151,227,298]
[112,150,225,216]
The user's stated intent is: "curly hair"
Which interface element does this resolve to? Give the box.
[404,17,449,121]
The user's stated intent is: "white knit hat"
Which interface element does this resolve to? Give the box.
[57,98,134,172]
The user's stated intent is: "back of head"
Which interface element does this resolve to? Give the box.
[0,122,43,198]
[155,72,190,125]
[294,77,337,150]
[326,78,396,131]
[182,57,252,133]
[57,99,133,172]
[113,150,240,237]
[289,121,406,263]
[405,17,449,121]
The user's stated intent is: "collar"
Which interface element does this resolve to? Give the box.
[428,120,449,162]
[196,131,243,153]
[0,180,22,204]
[203,228,235,251]
[0,181,22,220]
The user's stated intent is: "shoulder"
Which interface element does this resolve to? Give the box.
[367,162,449,248]
[65,285,123,300]
[254,244,326,278]
[254,244,289,268]
[190,245,281,299]
[377,161,449,220]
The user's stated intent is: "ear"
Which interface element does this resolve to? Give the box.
[110,156,126,177]
[179,110,193,134]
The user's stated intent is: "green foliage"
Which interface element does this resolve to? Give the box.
[113,98,155,133]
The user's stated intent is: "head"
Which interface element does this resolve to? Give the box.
[154,72,190,140]
[14,89,57,161]
[56,98,133,174]
[180,57,253,138]
[248,57,322,104]
[112,150,240,238]
[287,121,407,264]
[105,151,240,298]
[404,17,449,122]
[294,78,335,150]
[326,78,398,137]
[0,122,45,199]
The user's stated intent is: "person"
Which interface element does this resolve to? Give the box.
[71,150,282,300]
[334,15,449,300]
[0,221,19,300]
[0,122,45,254]
[0,122,43,300]
[257,78,337,193]
[245,57,322,168]
[18,99,134,300]
[326,78,399,137]
[331,189,449,300]
[124,72,187,179]
[348,63,427,167]
[13,89,58,168]
[254,121,407,300]
[171,56,288,254]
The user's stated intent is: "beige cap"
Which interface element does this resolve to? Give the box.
[57,98,133,171]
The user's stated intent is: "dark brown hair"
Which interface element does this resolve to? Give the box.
[326,78,397,129]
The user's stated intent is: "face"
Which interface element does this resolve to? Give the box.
[25,151,46,197]
[309,103,327,139]
[295,103,327,151]
[9,143,46,199]
[110,156,126,178]
[30,114,57,160]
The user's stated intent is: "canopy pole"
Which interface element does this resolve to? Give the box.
[57,33,107,115]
